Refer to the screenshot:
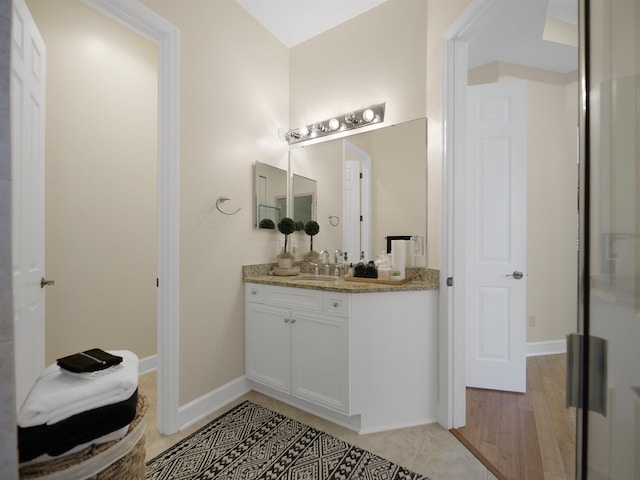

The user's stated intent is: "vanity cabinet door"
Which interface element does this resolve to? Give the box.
[291,311,350,414]
[245,302,292,394]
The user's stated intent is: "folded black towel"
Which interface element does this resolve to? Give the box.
[18,389,138,462]
[56,349,123,373]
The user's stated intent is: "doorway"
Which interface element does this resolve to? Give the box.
[28,0,159,378]
[19,0,182,435]
[343,140,372,262]
[441,0,580,477]
[78,0,181,435]
[443,0,579,426]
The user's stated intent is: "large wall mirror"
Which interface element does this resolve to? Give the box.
[290,117,427,264]
[254,161,287,228]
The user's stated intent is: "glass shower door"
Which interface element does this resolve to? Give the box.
[581,0,640,478]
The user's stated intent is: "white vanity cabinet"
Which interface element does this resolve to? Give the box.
[245,283,350,414]
[245,281,439,433]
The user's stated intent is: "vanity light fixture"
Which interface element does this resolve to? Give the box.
[298,125,310,136]
[283,103,385,145]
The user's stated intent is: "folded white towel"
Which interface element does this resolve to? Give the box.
[17,350,139,427]
[61,364,125,380]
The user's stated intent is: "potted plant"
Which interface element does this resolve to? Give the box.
[277,217,297,268]
[302,220,320,261]
[258,218,275,229]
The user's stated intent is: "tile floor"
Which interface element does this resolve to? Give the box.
[139,372,497,480]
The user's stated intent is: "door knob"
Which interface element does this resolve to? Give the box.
[505,271,524,280]
[40,277,55,288]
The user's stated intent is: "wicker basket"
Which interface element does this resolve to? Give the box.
[20,394,149,480]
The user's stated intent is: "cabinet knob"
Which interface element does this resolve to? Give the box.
[284,318,290,323]
[290,318,296,324]
[332,301,339,308]
[251,289,258,295]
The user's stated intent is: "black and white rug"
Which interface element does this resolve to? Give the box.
[146,400,430,480]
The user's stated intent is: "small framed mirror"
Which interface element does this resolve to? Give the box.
[254,161,287,229]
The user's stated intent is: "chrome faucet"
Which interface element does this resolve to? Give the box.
[334,249,343,264]
[309,262,319,276]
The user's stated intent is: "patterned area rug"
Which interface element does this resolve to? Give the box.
[146,400,430,480]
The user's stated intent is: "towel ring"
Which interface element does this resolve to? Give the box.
[328,215,340,227]
[216,196,241,216]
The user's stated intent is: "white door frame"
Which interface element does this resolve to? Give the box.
[81,0,180,434]
[440,0,507,429]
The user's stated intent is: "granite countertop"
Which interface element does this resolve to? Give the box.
[243,264,439,293]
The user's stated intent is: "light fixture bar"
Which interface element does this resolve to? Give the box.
[285,103,386,145]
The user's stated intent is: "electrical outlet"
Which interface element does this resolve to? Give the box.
[528,315,536,327]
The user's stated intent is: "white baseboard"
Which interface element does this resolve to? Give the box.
[526,339,567,357]
[178,376,251,431]
[138,354,158,375]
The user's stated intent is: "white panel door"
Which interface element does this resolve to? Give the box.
[343,159,361,261]
[11,0,47,410]
[343,141,372,262]
[465,81,527,393]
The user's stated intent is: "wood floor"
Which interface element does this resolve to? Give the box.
[451,354,576,480]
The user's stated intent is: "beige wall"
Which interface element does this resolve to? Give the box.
[27,0,159,363]
[289,0,427,128]
[139,0,289,404]
[469,62,579,343]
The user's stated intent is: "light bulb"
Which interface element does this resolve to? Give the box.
[299,125,309,136]
[328,118,340,131]
[362,109,375,122]
[344,112,356,124]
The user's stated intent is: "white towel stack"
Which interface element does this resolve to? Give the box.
[18,350,139,427]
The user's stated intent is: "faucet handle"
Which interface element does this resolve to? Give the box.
[309,262,319,276]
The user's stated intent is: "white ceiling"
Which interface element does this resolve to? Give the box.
[234,0,388,48]
[235,0,577,74]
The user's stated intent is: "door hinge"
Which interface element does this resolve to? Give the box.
[360,215,363,222]
[156,278,159,287]
[359,172,363,179]
[446,277,453,287]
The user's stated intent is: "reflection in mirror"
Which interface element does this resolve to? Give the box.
[290,118,427,265]
[254,162,287,229]
[292,174,317,227]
